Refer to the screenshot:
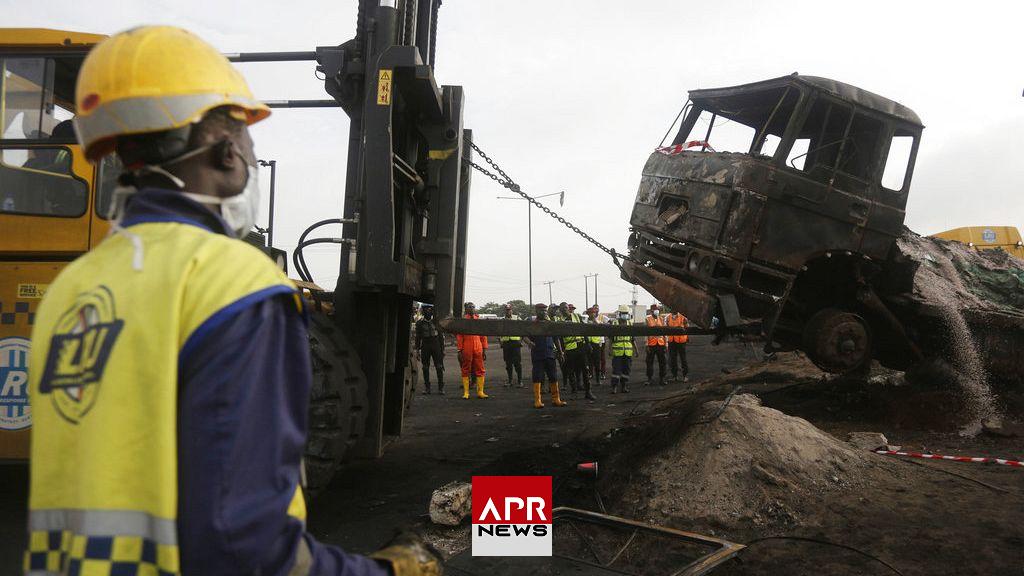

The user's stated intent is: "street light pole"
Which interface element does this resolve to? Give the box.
[497,191,565,306]
[584,273,597,309]
[527,202,532,306]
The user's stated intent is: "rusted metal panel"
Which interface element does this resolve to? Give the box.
[621,261,716,328]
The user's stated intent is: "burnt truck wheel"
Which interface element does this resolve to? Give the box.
[304,311,368,496]
[802,308,872,374]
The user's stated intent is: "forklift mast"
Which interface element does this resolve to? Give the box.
[315,0,470,456]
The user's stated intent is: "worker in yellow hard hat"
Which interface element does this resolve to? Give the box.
[25,26,439,576]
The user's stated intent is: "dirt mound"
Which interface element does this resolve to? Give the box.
[897,229,1024,313]
[618,394,895,533]
[895,230,1019,432]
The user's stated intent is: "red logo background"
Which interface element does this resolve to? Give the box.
[472,476,552,524]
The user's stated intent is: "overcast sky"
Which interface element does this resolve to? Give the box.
[9,1,1023,311]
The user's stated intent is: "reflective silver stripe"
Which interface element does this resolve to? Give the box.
[27,571,58,575]
[287,537,313,576]
[29,509,178,546]
[75,92,267,152]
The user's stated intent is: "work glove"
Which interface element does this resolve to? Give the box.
[370,531,444,576]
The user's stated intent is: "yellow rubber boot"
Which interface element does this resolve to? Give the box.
[533,383,545,409]
[475,376,489,399]
[551,382,567,407]
[462,376,470,399]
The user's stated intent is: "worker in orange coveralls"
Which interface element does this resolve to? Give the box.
[456,301,489,399]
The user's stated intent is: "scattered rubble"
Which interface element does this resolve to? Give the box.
[846,432,889,451]
[428,481,472,526]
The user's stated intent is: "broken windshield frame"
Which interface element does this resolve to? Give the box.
[672,85,802,160]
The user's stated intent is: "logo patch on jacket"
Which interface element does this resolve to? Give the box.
[39,286,124,424]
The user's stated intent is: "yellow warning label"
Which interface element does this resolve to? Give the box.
[377,69,393,106]
[428,148,457,160]
[17,284,48,299]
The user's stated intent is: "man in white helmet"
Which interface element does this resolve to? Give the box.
[25,26,439,576]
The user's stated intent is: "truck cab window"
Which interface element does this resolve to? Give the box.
[789,98,883,186]
[0,146,87,216]
[881,133,914,192]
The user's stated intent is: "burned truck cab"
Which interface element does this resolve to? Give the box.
[625,74,923,372]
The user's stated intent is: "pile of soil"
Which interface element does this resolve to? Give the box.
[894,229,1024,431]
[614,394,898,534]
[897,229,1024,313]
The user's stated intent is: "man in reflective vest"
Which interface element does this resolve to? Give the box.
[609,305,636,393]
[557,302,595,400]
[25,26,439,576]
[456,302,489,399]
[415,305,446,394]
[523,303,567,409]
[499,304,524,388]
[666,309,690,383]
[645,304,668,386]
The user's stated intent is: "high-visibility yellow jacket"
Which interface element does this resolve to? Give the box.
[611,334,634,357]
[26,220,302,576]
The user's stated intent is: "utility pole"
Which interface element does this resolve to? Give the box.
[593,273,599,308]
[544,280,555,304]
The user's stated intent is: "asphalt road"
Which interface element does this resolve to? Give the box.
[0,336,755,570]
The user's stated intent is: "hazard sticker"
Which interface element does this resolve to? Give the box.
[377,69,393,106]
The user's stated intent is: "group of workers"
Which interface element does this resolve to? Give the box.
[415,300,691,409]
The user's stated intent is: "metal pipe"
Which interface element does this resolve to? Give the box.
[225,51,317,62]
[257,159,278,247]
[437,316,727,337]
[263,100,341,108]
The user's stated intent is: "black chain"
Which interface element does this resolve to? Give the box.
[464,141,637,270]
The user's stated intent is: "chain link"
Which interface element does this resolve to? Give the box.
[464,141,637,270]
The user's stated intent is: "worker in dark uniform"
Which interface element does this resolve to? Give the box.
[415,304,445,394]
[523,303,566,409]
[609,305,636,393]
[499,303,523,388]
[26,25,438,576]
[558,302,595,400]
[645,303,668,386]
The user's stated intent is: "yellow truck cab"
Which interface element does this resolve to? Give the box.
[932,226,1024,259]
[0,29,113,459]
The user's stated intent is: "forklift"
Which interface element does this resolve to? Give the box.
[0,1,471,493]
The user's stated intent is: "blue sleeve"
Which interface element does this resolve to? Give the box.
[177,294,392,576]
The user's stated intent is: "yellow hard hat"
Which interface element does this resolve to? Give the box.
[74,25,270,162]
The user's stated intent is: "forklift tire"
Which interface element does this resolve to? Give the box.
[303,311,369,496]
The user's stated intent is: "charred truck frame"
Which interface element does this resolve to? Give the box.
[625,74,925,374]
